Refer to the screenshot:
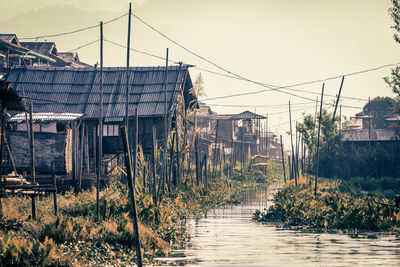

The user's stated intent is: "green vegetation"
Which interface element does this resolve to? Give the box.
[0,173,241,265]
[0,161,279,266]
[253,178,400,232]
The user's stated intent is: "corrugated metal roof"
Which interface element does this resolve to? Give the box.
[6,66,195,122]
[342,129,399,142]
[0,34,18,43]
[9,112,83,122]
[20,42,57,56]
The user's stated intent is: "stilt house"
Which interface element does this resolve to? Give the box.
[5,65,196,177]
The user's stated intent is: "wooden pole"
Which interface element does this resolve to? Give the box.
[97,21,104,222]
[332,76,345,124]
[314,83,324,196]
[288,155,291,181]
[85,126,90,174]
[204,153,208,190]
[93,126,97,174]
[168,132,175,190]
[71,122,76,181]
[29,103,36,219]
[213,119,219,175]
[152,124,157,205]
[120,126,143,267]
[295,121,298,179]
[125,2,132,128]
[289,102,296,185]
[162,48,169,193]
[301,136,304,175]
[0,109,5,175]
[4,134,17,174]
[175,109,180,186]
[280,135,286,183]
[78,124,84,191]
[134,108,138,185]
[266,115,268,157]
[195,137,200,185]
[52,162,57,216]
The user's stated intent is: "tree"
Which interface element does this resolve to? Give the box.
[385,1,400,97]
[193,73,206,98]
[363,97,396,129]
[297,109,340,177]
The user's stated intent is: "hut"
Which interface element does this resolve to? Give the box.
[8,112,83,174]
[5,65,196,178]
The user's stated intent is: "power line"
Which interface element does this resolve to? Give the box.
[133,13,400,104]
[20,13,128,40]
[102,37,382,106]
[132,13,317,102]
[206,102,315,109]
[67,39,100,52]
[104,39,182,64]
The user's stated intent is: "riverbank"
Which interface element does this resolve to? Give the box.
[253,177,400,233]
[0,162,281,266]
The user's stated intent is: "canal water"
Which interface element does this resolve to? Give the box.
[155,185,400,266]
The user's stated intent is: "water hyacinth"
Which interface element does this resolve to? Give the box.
[254,179,400,232]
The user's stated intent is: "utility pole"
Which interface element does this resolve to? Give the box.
[125,3,132,128]
[162,48,169,193]
[289,101,296,185]
[332,76,345,124]
[97,21,104,222]
[280,135,286,183]
[314,83,324,196]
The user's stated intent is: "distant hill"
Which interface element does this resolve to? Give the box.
[0,5,120,39]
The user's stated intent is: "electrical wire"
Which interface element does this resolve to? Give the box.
[20,13,128,40]
[104,39,182,64]
[132,13,399,103]
[102,37,387,106]
[67,39,100,52]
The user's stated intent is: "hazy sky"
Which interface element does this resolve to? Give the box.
[1,0,399,142]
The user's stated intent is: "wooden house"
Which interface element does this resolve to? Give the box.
[7,112,83,174]
[5,65,196,177]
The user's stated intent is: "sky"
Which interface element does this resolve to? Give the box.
[1,0,399,144]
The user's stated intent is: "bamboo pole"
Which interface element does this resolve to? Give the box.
[85,126,90,174]
[288,155,291,181]
[52,162,57,216]
[314,83,324,196]
[97,21,104,222]
[120,126,143,267]
[162,48,169,192]
[152,124,157,205]
[93,126,97,174]
[289,102,296,185]
[175,109,180,186]
[0,109,4,175]
[78,124,84,191]
[280,135,286,183]
[4,134,17,174]
[125,2,132,129]
[332,76,345,124]
[134,108,138,185]
[195,137,200,185]
[29,103,36,219]
[71,122,76,181]
[213,119,219,175]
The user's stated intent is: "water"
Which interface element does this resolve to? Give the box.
[155,185,400,266]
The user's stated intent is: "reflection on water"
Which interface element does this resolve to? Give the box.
[155,185,400,266]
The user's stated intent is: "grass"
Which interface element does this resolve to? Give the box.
[0,160,282,266]
[253,176,400,232]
